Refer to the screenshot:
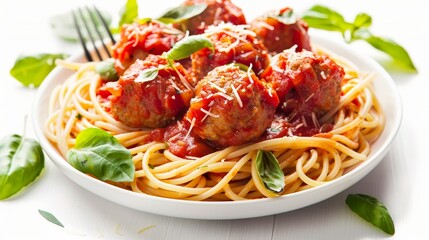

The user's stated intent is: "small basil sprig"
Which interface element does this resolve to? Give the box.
[158,3,207,24]
[135,35,213,82]
[166,35,214,61]
[95,59,119,81]
[67,128,134,182]
[302,5,417,72]
[10,53,68,88]
[268,8,297,25]
[0,134,45,200]
[255,150,285,193]
[346,194,395,235]
[117,0,138,29]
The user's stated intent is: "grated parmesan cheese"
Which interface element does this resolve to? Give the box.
[231,84,243,107]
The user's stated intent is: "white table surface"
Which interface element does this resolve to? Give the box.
[1,0,428,239]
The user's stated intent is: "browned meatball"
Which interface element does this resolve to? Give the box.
[250,7,311,55]
[191,23,270,81]
[261,49,344,118]
[175,0,246,35]
[112,21,184,76]
[185,64,279,148]
[109,55,194,128]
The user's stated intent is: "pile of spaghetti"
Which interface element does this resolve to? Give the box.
[45,0,384,201]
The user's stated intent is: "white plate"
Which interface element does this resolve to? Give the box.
[32,34,402,220]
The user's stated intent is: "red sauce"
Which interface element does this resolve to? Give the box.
[262,113,333,140]
[147,120,215,158]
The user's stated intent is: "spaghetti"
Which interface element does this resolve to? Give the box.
[44,45,384,201]
[44,1,384,201]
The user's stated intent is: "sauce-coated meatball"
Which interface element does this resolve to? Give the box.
[250,7,311,55]
[112,21,184,76]
[176,0,246,35]
[109,55,194,128]
[186,64,279,148]
[191,23,270,81]
[262,49,344,118]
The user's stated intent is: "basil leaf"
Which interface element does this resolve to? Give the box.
[49,8,112,42]
[268,8,297,25]
[353,13,372,28]
[134,68,162,83]
[10,54,68,88]
[38,209,64,228]
[95,59,119,81]
[302,5,417,73]
[255,150,284,193]
[346,194,395,235]
[67,128,134,182]
[158,3,207,24]
[166,35,213,61]
[302,5,351,33]
[353,29,417,72]
[118,0,138,27]
[0,134,44,200]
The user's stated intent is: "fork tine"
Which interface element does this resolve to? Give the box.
[72,10,93,62]
[77,7,103,61]
[86,6,112,59]
[93,5,116,45]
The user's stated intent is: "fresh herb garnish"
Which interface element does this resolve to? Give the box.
[95,59,119,81]
[134,68,162,83]
[302,5,417,72]
[166,35,214,61]
[268,8,297,25]
[38,209,64,228]
[136,35,213,82]
[346,193,395,235]
[117,0,138,29]
[9,53,68,88]
[0,134,44,200]
[158,3,207,24]
[67,128,134,182]
[255,150,285,193]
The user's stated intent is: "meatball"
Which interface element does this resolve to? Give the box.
[112,21,184,76]
[191,23,270,81]
[262,49,344,118]
[175,0,246,35]
[109,54,194,128]
[250,7,311,55]
[186,64,279,148]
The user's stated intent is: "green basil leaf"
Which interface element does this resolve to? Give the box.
[353,29,417,72]
[118,0,138,27]
[166,35,213,61]
[158,3,207,24]
[134,68,162,83]
[301,5,351,33]
[49,8,112,42]
[67,128,134,182]
[95,59,119,81]
[10,54,68,88]
[268,8,297,25]
[0,134,44,200]
[346,194,395,235]
[353,13,372,28]
[38,209,64,228]
[255,150,284,193]
[303,5,417,73]
[136,17,152,25]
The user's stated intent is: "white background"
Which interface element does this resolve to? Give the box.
[1,0,428,239]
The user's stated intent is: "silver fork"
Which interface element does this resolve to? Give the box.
[72,6,116,62]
